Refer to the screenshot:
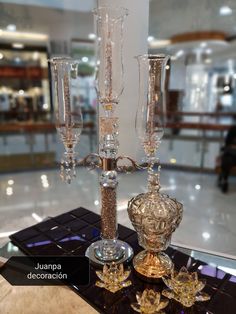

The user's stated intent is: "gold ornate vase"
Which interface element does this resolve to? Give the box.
[128,169,183,279]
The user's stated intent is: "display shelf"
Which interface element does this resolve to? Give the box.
[4,207,236,314]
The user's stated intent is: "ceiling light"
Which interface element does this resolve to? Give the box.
[233,73,236,79]
[42,103,49,110]
[206,48,212,54]
[165,65,170,70]
[195,184,201,190]
[219,6,232,16]
[205,58,212,64]
[147,36,154,42]
[0,53,3,60]
[94,200,99,206]
[82,56,88,62]
[224,85,230,91]
[12,43,24,49]
[8,179,14,185]
[14,57,21,63]
[200,42,207,48]
[6,187,13,196]
[18,89,24,95]
[42,182,49,188]
[149,39,170,48]
[0,30,48,41]
[170,158,176,164]
[88,33,96,40]
[7,24,16,31]
[32,51,39,60]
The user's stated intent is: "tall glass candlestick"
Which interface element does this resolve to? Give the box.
[50,58,83,184]
[85,7,133,264]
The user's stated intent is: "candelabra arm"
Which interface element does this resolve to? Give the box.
[115,155,149,173]
[78,153,103,169]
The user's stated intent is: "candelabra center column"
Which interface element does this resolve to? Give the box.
[85,6,133,265]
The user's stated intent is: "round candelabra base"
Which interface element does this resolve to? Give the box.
[85,239,134,266]
[133,250,173,279]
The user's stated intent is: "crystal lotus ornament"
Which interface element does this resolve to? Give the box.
[131,289,169,314]
[50,57,83,184]
[95,262,131,293]
[162,267,210,307]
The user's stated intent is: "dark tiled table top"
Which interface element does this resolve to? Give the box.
[9,207,236,314]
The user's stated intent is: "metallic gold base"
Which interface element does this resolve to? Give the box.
[133,250,173,279]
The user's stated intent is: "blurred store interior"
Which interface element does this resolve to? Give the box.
[0,0,236,265]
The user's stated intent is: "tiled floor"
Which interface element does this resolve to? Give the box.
[0,167,236,260]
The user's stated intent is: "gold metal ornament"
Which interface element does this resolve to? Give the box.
[131,289,169,314]
[162,267,210,307]
[95,262,132,293]
[127,168,183,279]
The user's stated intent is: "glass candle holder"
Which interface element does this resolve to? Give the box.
[94,6,128,111]
[128,55,183,279]
[85,6,133,265]
[135,54,169,163]
[50,57,83,184]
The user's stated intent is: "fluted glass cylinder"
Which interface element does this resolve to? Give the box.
[135,55,170,161]
[94,7,128,110]
[50,57,83,183]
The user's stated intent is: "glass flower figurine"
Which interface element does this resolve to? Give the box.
[127,55,183,279]
[131,289,169,314]
[50,57,83,184]
[95,262,131,293]
[162,267,210,307]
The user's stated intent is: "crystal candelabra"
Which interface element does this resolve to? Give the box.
[127,55,183,279]
[50,9,183,271]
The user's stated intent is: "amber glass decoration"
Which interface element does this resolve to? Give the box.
[131,289,168,314]
[127,55,183,279]
[162,267,210,307]
[95,262,131,293]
